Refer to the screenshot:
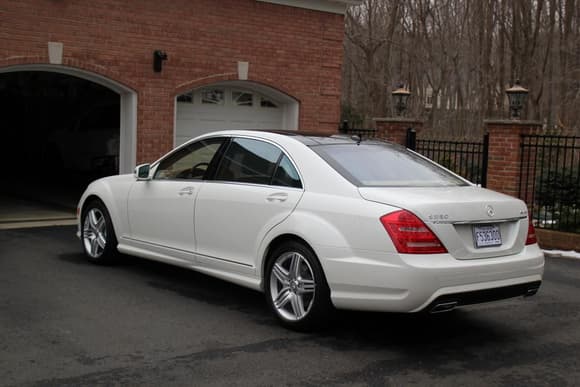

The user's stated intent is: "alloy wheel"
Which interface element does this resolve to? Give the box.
[269,252,316,321]
[83,208,108,258]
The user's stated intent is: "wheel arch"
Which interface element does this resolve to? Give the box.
[261,233,314,286]
[79,190,121,240]
[261,231,336,329]
[256,210,356,291]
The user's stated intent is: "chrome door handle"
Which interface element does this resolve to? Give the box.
[267,192,288,202]
[178,187,195,196]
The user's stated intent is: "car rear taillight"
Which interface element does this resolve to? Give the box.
[380,210,447,254]
[525,218,537,245]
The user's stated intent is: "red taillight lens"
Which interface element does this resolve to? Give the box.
[380,210,447,254]
[526,218,537,245]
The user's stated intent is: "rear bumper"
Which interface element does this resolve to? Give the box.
[318,244,544,312]
[424,280,541,313]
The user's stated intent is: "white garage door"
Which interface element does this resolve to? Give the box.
[175,83,298,146]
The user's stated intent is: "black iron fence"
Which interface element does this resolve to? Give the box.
[408,130,489,187]
[520,135,580,233]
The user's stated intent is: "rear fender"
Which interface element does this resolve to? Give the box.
[257,211,352,289]
[256,195,401,289]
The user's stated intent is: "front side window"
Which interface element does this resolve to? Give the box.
[312,143,468,187]
[215,138,282,185]
[154,138,224,180]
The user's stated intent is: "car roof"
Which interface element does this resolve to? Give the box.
[266,130,357,146]
[196,129,389,147]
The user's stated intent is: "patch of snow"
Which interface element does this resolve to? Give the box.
[543,249,580,260]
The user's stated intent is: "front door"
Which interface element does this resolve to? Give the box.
[127,137,225,254]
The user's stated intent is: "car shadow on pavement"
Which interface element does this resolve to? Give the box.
[57,251,277,325]
[58,252,96,265]
[57,251,521,347]
[323,308,510,346]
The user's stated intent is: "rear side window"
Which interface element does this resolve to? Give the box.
[272,155,302,188]
[214,138,303,188]
[215,138,281,185]
[312,143,468,187]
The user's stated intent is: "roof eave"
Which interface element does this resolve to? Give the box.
[256,0,362,15]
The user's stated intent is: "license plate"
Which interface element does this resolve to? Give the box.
[473,224,502,248]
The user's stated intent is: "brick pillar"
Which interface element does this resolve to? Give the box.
[373,118,423,146]
[484,119,541,198]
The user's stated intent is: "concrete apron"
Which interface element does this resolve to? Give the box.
[0,196,76,230]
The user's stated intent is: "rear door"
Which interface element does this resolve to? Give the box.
[194,137,303,268]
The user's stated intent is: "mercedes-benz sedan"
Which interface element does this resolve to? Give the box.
[77,130,544,330]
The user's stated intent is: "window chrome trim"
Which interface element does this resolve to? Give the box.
[204,179,304,192]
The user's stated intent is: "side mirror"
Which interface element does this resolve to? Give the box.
[134,164,151,181]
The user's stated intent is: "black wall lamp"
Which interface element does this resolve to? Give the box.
[153,50,168,73]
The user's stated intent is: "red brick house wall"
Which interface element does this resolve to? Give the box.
[0,0,345,163]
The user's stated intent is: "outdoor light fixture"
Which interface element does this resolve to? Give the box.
[506,80,529,119]
[153,50,168,73]
[392,83,411,116]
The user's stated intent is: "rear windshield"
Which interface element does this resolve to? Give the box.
[312,143,469,187]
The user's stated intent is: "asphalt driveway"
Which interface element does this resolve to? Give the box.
[1,226,579,386]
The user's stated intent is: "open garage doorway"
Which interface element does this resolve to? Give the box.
[0,66,136,225]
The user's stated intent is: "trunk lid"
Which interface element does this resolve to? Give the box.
[359,186,529,259]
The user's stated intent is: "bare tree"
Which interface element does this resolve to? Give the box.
[341,0,580,136]
[343,0,401,125]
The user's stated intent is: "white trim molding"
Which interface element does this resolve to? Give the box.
[257,0,361,14]
[237,61,249,80]
[47,42,64,65]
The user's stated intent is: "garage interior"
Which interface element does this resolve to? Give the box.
[0,71,120,225]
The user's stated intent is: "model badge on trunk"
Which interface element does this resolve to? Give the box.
[486,205,495,217]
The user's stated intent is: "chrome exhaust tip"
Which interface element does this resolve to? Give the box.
[430,301,458,314]
[524,287,540,297]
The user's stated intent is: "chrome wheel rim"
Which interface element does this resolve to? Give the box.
[269,252,316,321]
[83,208,107,258]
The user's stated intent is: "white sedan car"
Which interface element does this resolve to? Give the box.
[77,130,544,330]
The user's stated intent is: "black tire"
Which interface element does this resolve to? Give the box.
[81,199,119,264]
[265,241,334,331]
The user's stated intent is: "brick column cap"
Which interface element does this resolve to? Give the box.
[374,117,424,125]
[483,119,542,126]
